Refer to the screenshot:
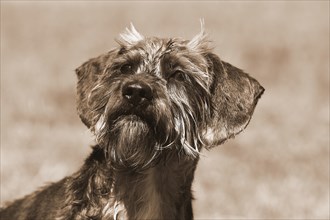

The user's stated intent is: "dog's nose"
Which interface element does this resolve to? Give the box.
[122,82,153,106]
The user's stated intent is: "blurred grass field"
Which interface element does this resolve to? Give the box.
[1,1,329,219]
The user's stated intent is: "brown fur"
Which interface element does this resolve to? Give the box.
[1,25,264,220]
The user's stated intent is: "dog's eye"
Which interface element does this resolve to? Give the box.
[120,64,134,74]
[171,70,185,81]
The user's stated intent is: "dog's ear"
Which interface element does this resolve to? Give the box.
[75,52,115,128]
[203,53,264,148]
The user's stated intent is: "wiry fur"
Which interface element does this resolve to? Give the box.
[1,24,264,220]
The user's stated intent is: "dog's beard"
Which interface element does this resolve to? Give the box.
[93,98,176,170]
[95,114,162,170]
[107,115,159,169]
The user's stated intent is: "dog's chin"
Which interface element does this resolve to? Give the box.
[107,114,159,169]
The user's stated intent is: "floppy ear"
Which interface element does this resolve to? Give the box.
[75,52,115,128]
[203,53,264,148]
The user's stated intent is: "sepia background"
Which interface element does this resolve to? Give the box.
[1,1,329,219]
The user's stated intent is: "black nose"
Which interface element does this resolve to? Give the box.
[122,82,153,106]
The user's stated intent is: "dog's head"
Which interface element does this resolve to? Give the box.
[75,24,264,169]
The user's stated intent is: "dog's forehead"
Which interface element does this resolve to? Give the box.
[127,37,209,71]
[132,37,187,58]
[113,36,211,84]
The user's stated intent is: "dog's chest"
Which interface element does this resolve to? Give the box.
[101,199,127,220]
[134,168,162,219]
[101,168,161,220]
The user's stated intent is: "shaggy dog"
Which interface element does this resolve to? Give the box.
[1,23,264,220]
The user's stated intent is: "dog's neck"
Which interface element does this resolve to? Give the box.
[112,155,198,220]
[67,145,198,219]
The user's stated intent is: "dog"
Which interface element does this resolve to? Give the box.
[1,23,264,220]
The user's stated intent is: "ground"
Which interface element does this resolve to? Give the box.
[1,1,329,219]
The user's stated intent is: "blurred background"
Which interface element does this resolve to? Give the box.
[1,1,329,219]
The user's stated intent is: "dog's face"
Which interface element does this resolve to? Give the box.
[75,25,264,170]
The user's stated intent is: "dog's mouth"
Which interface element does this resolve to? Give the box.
[108,105,157,131]
[93,100,180,169]
[95,106,156,145]
[118,114,141,122]
[112,114,150,133]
